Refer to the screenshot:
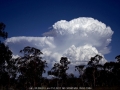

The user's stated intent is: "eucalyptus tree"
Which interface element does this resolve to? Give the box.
[114,55,120,86]
[48,57,70,86]
[115,55,120,63]
[0,22,8,39]
[84,54,103,88]
[0,22,13,89]
[75,65,85,86]
[17,46,47,88]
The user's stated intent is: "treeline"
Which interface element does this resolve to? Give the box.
[0,22,120,90]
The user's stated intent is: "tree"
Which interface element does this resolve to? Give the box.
[48,57,70,86]
[0,22,8,39]
[17,46,47,88]
[75,65,85,86]
[115,55,120,63]
[0,22,13,89]
[0,22,11,66]
[84,54,103,88]
[48,57,70,79]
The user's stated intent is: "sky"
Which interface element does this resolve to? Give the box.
[0,0,120,76]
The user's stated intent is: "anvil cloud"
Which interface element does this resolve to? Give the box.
[5,17,114,77]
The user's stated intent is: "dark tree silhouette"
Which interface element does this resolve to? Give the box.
[48,57,70,86]
[0,22,8,39]
[115,55,120,63]
[0,22,13,89]
[48,57,70,79]
[1,22,120,89]
[0,22,11,66]
[75,65,85,86]
[16,46,47,89]
[84,54,103,88]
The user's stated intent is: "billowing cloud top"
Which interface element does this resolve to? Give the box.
[43,17,113,54]
[5,17,114,77]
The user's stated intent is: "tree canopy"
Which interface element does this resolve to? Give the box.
[0,22,120,89]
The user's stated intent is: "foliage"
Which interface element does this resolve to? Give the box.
[0,22,120,89]
[0,22,13,89]
[48,57,70,80]
[17,46,47,88]
[0,22,8,39]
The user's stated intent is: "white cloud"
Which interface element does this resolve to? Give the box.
[5,17,114,77]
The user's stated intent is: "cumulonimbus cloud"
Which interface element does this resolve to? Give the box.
[5,17,114,77]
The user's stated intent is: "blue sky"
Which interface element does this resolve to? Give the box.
[0,0,120,61]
